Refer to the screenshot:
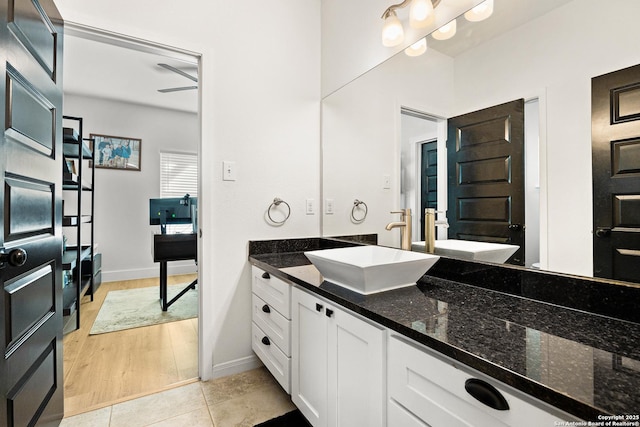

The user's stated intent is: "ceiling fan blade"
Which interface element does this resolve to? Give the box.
[158,63,198,82]
[158,86,198,93]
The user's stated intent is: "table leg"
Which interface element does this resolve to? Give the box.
[160,261,168,311]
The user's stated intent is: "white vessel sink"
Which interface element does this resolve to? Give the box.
[411,239,519,264]
[304,245,439,295]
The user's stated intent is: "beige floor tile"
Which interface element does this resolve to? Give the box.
[147,407,214,427]
[59,406,112,427]
[208,382,295,427]
[200,367,275,406]
[109,382,207,427]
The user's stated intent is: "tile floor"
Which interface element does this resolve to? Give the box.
[60,367,295,427]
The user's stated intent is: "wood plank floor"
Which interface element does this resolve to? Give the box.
[62,274,199,417]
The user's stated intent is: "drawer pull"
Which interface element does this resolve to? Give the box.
[325,308,334,318]
[464,379,509,411]
[261,336,271,346]
[316,303,323,312]
[262,304,271,313]
[261,272,270,279]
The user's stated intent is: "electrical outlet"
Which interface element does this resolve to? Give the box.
[325,198,334,215]
[306,198,315,215]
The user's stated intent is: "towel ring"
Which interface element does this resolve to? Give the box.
[267,197,291,224]
[351,199,368,223]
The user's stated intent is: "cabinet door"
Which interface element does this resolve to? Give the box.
[327,305,385,427]
[292,287,328,427]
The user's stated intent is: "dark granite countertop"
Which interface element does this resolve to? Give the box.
[248,238,640,422]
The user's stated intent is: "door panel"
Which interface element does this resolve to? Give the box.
[1,0,64,426]
[8,0,58,80]
[592,63,640,282]
[9,343,57,427]
[6,64,56,154]
[447,99,525,264]
[5,174,55,240]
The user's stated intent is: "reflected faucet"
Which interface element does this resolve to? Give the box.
[385,209,412,250]
[424,208,449,254]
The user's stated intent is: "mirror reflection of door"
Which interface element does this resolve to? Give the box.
[592,63,640,282]
[447,99,526,265]
[420,141,438,241]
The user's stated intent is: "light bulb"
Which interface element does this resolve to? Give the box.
[410,0,434,29]
[382,11,404,47]
[405,38,427,57]
[432,18,457,40]
[464,0,494,22]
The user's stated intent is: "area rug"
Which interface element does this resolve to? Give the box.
[254,410,311,427]
[89,284,198,335]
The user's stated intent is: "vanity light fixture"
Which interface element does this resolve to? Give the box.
[431,18,457,40]
[382,9,405,47]
[404,37,427,57]
[464,0,494,22]
[410,0,434,28]
[381,0,441,47]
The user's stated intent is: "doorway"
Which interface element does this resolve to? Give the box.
[400,108,446,243]
[61,24,202,416]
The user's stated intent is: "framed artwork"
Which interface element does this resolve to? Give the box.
[90,134,142,171]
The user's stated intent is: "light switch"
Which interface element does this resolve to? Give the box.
[325,198,334,215]
[223,161,236,181]
[306,198,315,215]
[383,174,391,189]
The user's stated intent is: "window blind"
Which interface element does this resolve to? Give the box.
[160,152,198,198]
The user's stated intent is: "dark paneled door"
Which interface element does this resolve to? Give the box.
[447,99,525,265]
[1,0,64,426]
[592,64,640,282]
[420,141,438,241]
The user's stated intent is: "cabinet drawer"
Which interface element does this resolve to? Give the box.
[252,322,291,393]
[388,335,569,427]
[252,266,291,319]
[388,399,428,427]
[253,293,291,355]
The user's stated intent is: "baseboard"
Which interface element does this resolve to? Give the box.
[212,354,263,379]
[102,264,197,283]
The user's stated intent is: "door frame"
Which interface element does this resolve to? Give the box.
[63,21,205,380]
[400,107,447,242]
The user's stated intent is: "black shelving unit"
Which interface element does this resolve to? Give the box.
[62,116,99,333]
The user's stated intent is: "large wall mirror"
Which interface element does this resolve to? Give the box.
[321,0,640,284]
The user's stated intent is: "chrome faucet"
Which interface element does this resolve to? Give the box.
[424,208,449,254]
[385,209,412,250]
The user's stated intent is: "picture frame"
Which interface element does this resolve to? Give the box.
[90,134,142,171]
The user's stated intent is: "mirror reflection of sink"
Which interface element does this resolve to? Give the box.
[411,240,519,264]
[304,245,439,295]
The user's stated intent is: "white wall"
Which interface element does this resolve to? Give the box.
[63,94,198,282]
[453,0,640,276]
[54,0,321,380]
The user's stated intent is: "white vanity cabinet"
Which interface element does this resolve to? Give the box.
[387,334,573,427]
[291,286,386,427]
[251,266,292,393]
